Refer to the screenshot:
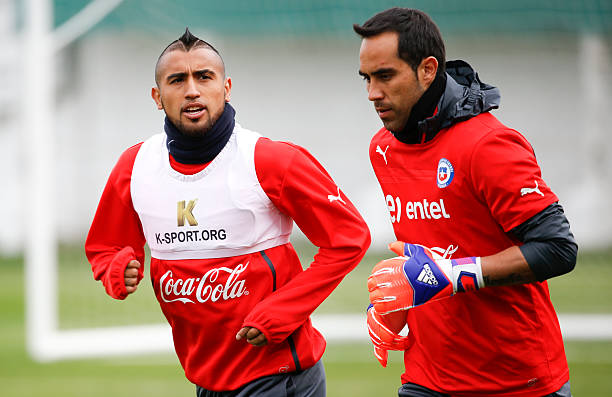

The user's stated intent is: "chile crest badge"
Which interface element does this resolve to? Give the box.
[436,158,454,188]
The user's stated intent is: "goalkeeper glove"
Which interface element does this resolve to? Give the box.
[366,304,410,367]
[368,242,485,314]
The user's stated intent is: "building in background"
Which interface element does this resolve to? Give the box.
[2,0,611,254]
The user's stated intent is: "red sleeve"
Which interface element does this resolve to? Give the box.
[85,143,147,300]
[470,128,558,232]
[242,138,371,343]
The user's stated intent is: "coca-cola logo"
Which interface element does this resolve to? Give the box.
[159,262,249,304]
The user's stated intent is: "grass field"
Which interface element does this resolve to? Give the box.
[1,244,611,396]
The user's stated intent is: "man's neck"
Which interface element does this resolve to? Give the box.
[392,73,446,144]
[164,102,235,164]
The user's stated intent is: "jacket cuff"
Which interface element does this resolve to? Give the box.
[103,246,137,300]
[241,320,275,345]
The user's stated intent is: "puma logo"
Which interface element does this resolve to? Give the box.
[327,187,346,205]
[376,145,389,165]
[521,180,544,197]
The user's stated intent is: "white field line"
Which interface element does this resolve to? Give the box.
[30,313,612,362]
[312,313,612,342]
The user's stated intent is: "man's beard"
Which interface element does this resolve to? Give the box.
[161,100,219,137]
[175,115,215,137]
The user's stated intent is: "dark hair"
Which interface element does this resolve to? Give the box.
[353,8,445,75]
[155,28,224,84]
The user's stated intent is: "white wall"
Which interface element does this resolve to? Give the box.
[2,31,610,253]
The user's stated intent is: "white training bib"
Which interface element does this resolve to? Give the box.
[130,124,293,260]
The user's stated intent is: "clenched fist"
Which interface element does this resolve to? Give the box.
[124,260,142,295]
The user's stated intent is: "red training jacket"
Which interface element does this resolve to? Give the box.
[370,112,568,396]
[86,134,370,390]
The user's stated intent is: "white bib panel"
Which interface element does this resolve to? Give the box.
[131,125,293,259]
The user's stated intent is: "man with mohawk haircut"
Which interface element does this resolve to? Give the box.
[86,28,370,396]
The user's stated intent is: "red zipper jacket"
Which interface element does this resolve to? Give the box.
[86,132,370,390]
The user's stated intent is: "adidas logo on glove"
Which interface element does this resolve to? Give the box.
[368,242,485,314]
[416,264,439,286]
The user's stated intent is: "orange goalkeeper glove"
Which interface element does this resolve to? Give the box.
[366,304,410,367]
[368,242,484,314]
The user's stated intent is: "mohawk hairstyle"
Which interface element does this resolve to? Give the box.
[164,27,220,54]
[179,27,201,49]
[155,27,224,84]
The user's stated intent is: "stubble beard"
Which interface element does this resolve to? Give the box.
[382,116,406,134]
[161,99,219,137]
[175,114,214,137]
[383,106,414,134]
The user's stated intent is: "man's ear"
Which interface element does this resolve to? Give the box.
[418,56,438,87]
[151,87,163,110]
[224,77,232,102]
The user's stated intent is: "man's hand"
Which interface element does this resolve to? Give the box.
[366,305,410,367]
[368,242,484,314]
[124,260,142,295]
[236,326,268,347]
